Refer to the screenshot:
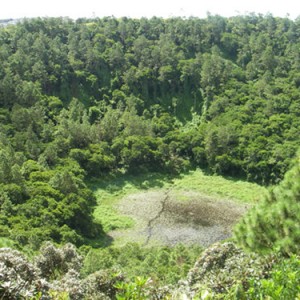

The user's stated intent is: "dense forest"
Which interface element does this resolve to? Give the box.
[1,15,300,299]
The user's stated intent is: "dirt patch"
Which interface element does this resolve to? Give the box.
[108,190,249,247]
[165,197,246,228]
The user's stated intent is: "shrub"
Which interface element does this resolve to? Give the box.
[184,242,275,298]
[0,248,49,299]
[246,255,300,300]
[235,151,300,255]
[35,242,83,280]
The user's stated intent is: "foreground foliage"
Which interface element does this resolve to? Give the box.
[82,243,203,285]
[2,242,299,299]
[0,242,82,299]
[245,255,300,300]
[235,151,300,255]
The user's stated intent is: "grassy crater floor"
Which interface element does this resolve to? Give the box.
[91,169,267,247]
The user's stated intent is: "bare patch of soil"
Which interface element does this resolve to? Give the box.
[108,190,249,247]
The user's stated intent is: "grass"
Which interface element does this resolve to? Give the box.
[170,169,267,203]
[90,169,267,235]
[0,237,16,248]
[93,205,135,232]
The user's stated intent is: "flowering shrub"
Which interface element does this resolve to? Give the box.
[0,243,124,299]
[84,269,124,299]
[184,242,275,298]
[0,241,293,300]
[0,243,84,299]
[35,242,83,279]
[0,248,49,299]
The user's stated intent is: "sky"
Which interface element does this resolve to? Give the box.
[1,0,299,20]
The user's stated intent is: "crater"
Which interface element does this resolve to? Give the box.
[108,190,249,247]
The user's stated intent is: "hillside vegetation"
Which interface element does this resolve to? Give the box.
[0,14,300,299]
[0,14,300,247]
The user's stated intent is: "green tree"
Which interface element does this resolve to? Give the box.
[235,150,300,255]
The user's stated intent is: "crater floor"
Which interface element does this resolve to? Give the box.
[108,189,250,247]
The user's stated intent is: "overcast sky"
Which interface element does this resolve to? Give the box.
[1,0,299,20]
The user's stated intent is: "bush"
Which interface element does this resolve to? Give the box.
[235,151,300,255]
[35,242,82,280]
[246,255,300,300]
[184,242,275,298]
[0,248,49,299]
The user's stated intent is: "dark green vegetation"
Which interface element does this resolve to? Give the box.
[0,14,300,299]
[235,150,300,255]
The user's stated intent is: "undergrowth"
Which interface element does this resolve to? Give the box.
[82,242,203,285]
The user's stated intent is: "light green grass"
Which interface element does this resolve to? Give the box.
[0,237,16,248]
[170,169,267,203]
[93,205,135,232]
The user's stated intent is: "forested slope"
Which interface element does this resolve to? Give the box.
[0,15,300,248]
